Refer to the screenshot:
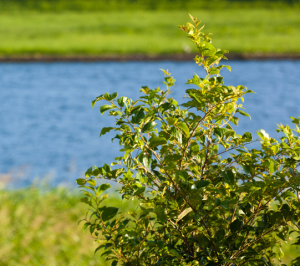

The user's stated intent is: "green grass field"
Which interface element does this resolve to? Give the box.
[0,8,299,56]
[1,0,298,12]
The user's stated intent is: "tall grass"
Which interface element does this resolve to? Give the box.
[0,185,137,266]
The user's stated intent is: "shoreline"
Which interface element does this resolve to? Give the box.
[1,53,300,62]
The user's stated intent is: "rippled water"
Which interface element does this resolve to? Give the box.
[1,61,300,187]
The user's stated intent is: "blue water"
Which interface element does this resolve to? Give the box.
[0,61,300,187]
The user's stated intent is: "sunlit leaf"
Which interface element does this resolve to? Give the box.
[100,105,115,115]
[177,122,190,137]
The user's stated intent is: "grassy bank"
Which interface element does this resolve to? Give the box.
[0,9,299,56]
[0,0,299,12]
[0,186,138,266]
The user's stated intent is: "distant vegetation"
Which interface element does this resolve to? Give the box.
[0,0,299,11]
[0,185,138,266]
[0,0,299,56]
[0,9,300,56]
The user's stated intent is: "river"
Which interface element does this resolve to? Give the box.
[1,61,300,187]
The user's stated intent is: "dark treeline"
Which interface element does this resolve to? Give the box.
[0,0,299,11]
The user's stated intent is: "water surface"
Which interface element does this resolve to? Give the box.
[0,61,299,187]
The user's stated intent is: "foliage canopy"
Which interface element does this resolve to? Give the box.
[77,15,300,266]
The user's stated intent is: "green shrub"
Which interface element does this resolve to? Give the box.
[77,15,300,265]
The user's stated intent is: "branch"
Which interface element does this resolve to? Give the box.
[230,223,285,261]
[179,95,246,170]
[168,218,194,258]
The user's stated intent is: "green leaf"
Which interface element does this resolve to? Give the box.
[82,222,91,233]
[230,116,239,126]
[169,249,181,259]
[125,157,134,169]
[109,168,124,179]
[160,102,176,113]
[104,92,118,101]
[96,183,111,196]
[240,248,259,257]
[175,170,189,182]
[132,108,145,124]
[83,191,93,198]
[195,180,210,188]
[101,207,119,222]
[223,170,235,186]
[166,117,178,125]
[101,250,113,257]
[242,164,251,174]
[242,132,252,140]
[117,96,128,107]
[190,142,200,154]
[198,233,210,249]
[81,197,92,206]
[215,49,229,56]
[290,116,300,124]
[230,219,243,232]
[94,245,103,254]
[201,42,216,56]
[104,235,112,241]
[269,160,275,174]
[164,154,182,162]
[85,167,93,177]
[91,100,97,108]
[280,204,292,220]
[257,129,269,140]
[224,65,231,72]
[111,260,118,266]
[177,122,190,137]
[214,127,228,138]
[104,92,111,100]
[155,207,168,223]
[92,167,100,176]
[245,89,255,94]
[177,207,193,222]
[236,109,251,119]
[149,136,167,148]
[87,179,97,187]
[133,186,146,196]
[110,92,118,100]
[100,105,115,115]
[100,127,114,137]
[103,163,111,173]
[142,121,157,133]
[76,178,86,186]
[215,198,221,206]
[281,191,297,200]
[157,241,165,249]
[169,127,182,144]
[141,152,151,168]
[215,229,225,241]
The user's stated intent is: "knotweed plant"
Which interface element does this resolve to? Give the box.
[77,15,300,266]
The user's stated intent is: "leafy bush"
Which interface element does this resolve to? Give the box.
[77,15,300,265]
